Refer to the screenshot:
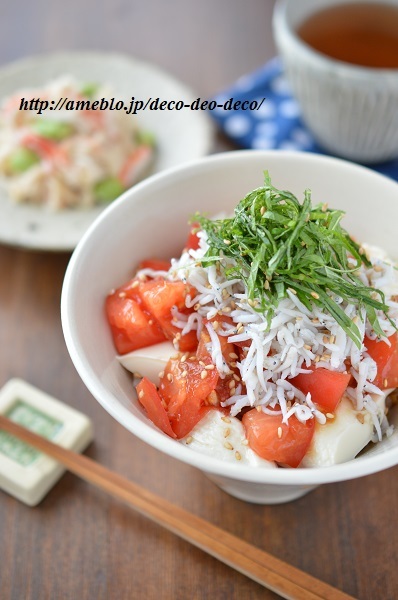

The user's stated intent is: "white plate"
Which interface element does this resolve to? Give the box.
[0,51,214,251]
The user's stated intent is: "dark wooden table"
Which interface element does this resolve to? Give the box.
[1,2,397,599]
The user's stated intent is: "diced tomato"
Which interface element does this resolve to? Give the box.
[197,316,236,363]
[185,222,201,251]
[138,279,198,352]
[136,378,176,438]
[105,284,166,354]
[170,405,213,439]
[138,279,189,318]
[160,356,218,414]
[365,333,398,389]
[242,409,315,468]
[137,259,171,272]
[159,355,218,438]
[290,367,351,413]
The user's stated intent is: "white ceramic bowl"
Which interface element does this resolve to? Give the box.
[273,0,398,163]
[62,150,398,504]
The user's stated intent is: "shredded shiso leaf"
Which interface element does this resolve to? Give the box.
[195,172,394,349]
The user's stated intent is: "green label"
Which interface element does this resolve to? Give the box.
[0,400,63,467]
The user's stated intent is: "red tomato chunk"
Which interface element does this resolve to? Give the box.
[159,355,219,438]
[185,223,201,251]
[137,259,171,271]
[365,333,398,389]
[105,281,166,354]
[242,409,315,468]
[290,368,351,413]
[138,279,198,352]
[136,377,176,438]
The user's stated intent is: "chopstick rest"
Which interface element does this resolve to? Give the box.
[0,378,93,506]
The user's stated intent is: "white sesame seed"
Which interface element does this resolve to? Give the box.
[224,441,233,450]
[138,390,144,399]
[235,451,242,461]
[201,370,208,379]
[277,426,282,439]
[207,391,219,406]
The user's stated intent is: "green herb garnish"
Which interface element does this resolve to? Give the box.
[195,172,394,348]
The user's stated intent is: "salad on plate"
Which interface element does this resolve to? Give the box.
[0,77,154,209]
[105,174,398,469]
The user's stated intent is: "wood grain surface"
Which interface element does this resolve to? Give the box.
[0,2,397,599]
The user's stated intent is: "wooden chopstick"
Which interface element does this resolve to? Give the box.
[0,415,354,600]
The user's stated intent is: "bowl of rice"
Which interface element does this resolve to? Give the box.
[62,150,398,504]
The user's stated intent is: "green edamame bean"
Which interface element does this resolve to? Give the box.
[80,83,99,98]
[7,148,40,173]
[94,177,125,204]
[32,120,74,141]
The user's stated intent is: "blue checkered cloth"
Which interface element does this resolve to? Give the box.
[210,57,398,181]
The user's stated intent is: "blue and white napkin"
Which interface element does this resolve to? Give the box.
[210,57,398,182]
